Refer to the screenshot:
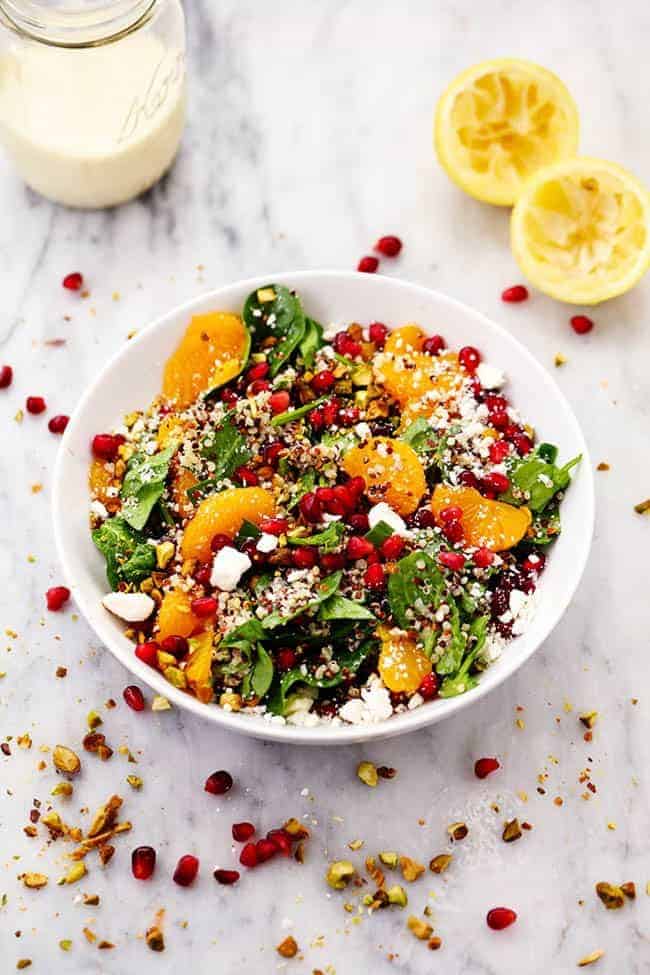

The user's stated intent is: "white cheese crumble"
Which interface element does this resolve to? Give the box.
[367,502,409,537]
[339,676,393,725]
[476,363,505,390]
[210,546,252,592]
[102,591,154,622]
[90,499,108,520]
[256,532,278,554]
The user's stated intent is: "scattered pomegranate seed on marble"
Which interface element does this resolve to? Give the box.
[486,906,517,930]
[474,757,500,779]
[0,365,13,388]
[131,845,156,880]
[62,271,83,291]
[357,255,379,273]
[173,854,199,886]
[123,685,145,712]
[375,235,402,257]
[26,396,46,415]
[570,314,594,334]
[255,838,277,863]
[48,414,69,434]
[204,770,233,795]
[239,843,258,868]
[232,822,255,842]
[214,868,240,885]
[45,586,70,611]
[501,285,529,303]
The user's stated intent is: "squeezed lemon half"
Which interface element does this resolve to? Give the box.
[511,157,650,304]
[434,58,579,206]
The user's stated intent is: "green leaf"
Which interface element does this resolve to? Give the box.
[287,521,344,552]
[319,594,376,621]
[435,599,466,675]
[188,417,252,500]
[300,317,325,368]
[529,503,562,545]
[119,445,176,531]
[270,396,327,427]
[262,572,343,629]
[439,615,489,698]
[221,618,266,649]
[365,520,393,547]
[400,418,437,455]
[267,638,377,715]
[250,642,274,697]
[286,469,317,510]
[504,445,581,513]
[242,284,306,376]
[92,517,156,590]
[387,551,444,629]
[236,519,262,543]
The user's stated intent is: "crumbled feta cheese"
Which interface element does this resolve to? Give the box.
[102,591,154,622]
[508,589,528,618]
[210,546,252,592]
[367,502,409,537]
[90,500,108,520]
[339,676,393,725]
[256,533,278,554]
[476,363,505,390]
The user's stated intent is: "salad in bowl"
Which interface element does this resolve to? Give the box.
[86,282,581,730]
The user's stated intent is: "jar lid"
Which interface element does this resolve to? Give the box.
[0,0,156,47]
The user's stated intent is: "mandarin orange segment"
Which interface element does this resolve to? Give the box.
[88,459,114,506]
[378,628,432,693]
[157,414,191,449]
[342,437,426,516]
[377,344,463,406]
[156,589,204,642]
[172,466,198,520]
[384,324,426,355]
[431,484,532,552]
[181,486,276,563]
[185,631,215,703]
[162,311,249,408]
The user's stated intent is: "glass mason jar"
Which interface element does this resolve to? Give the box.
[0,0,186,207]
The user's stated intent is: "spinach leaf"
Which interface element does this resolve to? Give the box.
[504,445,581,513]
[387,551,444,629]
[236,519,262,543]
[400,418,437,456]
[365,520,393,547]
[270,396,327,427]
[319,594,376,621]
[300,317,325,368]
[528,502,562,545]
[92,516,156,590]
[221,618,266,649]
[242,284,306,376]
[120,445,176,531]
[267,638,377,715]
[249,643,274,698]
[320,429,360,453]
[435,599,466,675]
[262,571,342,629]
[188,417,251,500]
[286,469,317,510]
[439,615,489,698]
[287,521,344,552]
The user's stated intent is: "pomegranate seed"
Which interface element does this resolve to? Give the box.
[48,414,69,435]
[364,562,386,588]
[311,369,336,393]
[210,533,231,554]
[0,365,13,388]
[276,648,297,671]
[246,361,269,382]
[291,546,317,569]
[375,235,402,257]
[411,508,436,529]
[337,406,359,427]
[489,440,510,464]
[195,564,213,587]
[423,334,446,356]
[267,829,292,856]
[235,466,259,486]
[260,517,289,536]
[458,470,479,489]
[489,410,510,430]
[309,406,325,429]
[501,285,528,303]
[91,433,124,461]
[221,388,238,405]
[458,346,481,373]
[214,868,240,885]
[483,472,510,494]
[474,757,500,779]
[45,586,70,611]
[204,770,233,795]
[173,854,199,886]
[357,255,379,273]
[26,395,46,415]
[486,907,517,930]
[263,441,284,466]
[419,672,439,700]
[485,393,508,412]
[255,838,277,863]
[443,519,464,543]
[191,596,217,618]
[347,512,370,533]
[232,822,255,842]
[160,635,189,659]
[321,553,345,574]
[473,547,495,569]
[315,487,334,505]
[570,314,594,335]
[380,534,405,560]
[512,433,532,456]
[346,476,366,498]
[322,399,339,426]
[250,379,271,395]
[131,845,156,880]
[333,332,362,358]
[135,641,159,667]
[438,551,465,572]
[522,552,546,574]
[504,423,522,442]
[300,491,323,524]
[332,483,356,513]
[440,505,463,524]
[63,271,83,291]
[368,322,388,347]
[123,685,145,711]
[269,390,290,415]
[239,843,258,868]
[346,536,375,561]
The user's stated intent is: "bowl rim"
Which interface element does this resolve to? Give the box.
[52,269,595,744]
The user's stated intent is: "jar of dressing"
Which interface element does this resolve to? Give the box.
[0,0,186,208]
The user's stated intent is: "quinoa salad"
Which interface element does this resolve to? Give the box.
[88,284,580,728]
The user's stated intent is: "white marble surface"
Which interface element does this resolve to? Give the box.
[2,1,650,972]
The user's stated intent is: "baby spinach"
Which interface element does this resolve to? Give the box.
[400,418,436,456]
[528,502,562,545]
[262,571,342,629]
[286,469,317,509]
[243,643,274,698]
[92,516,157,590]
[365,520,393,547]
[267,638,377,715]
[236,519,262,543]
[319,594,376,621]
[270,396,326,427]
[299,317,325,368]
[287,521,344,552]
[188,416,251,500]
[439,615,489,698]
[243,284,306,376]
[504,444,581,513]
[435,599,466,676]
[119,445,176,531]
[387,551,444,629]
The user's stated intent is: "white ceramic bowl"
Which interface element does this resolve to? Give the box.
[53,271,594,744]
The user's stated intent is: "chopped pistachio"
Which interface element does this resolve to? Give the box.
[156,650,177,669]
[155,541,175,569]
[151,695,171,711]
[356,760,378,788]
[554,353,567,367]
[326,860,356,890]
[429,853,452,874]
[400,855,425,882]
[61,862,86,885]
[51,782,73,798]
[219,691,242,711]
[365,856,385,888]
[53,744,81,775]
[146,926,164,952]
[634,499,650,515]
[378,851,399,869]
[87,795,122,838]
[276,936,299,958]
[83,893,100,906]
[595,882,625,910]
[16,961,32,970]
[163,665,187,689]
[578,949,605,967]
[621,881,636,900]
[284,817,310,839]
[428,936,442,950]
[387,884,408,907]
[579,711,598,729]
[21,872,48,889]
[41,811,64,834]
[98,844,115,866]
[59,940,72,952]
[126,774,143,790]
[407,915,433,940]
[98,941,114,950]
[347,839,363,851]
[257,287,276,303]
[447,821,468,841]
[366,889,389,910]
[86,710,102,731]
[502,818,522,843]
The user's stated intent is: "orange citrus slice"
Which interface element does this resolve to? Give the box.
[378,628,432,693]
[431,484,531,552]
[181,486,275,563]
[342,437,426,516]
[163,311,250,408]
